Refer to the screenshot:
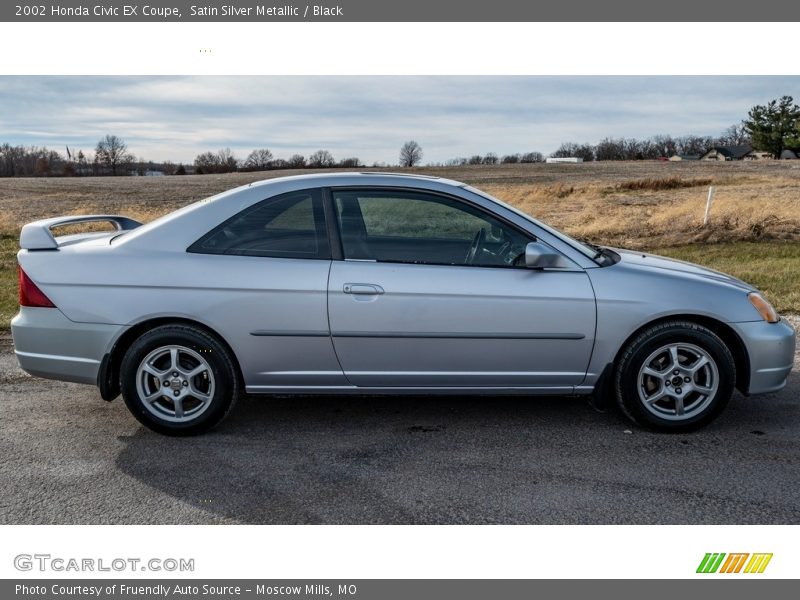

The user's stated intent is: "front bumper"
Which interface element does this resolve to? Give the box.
[732,318,796,394]
[11,307,122,385]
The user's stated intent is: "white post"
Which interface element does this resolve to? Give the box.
[703,186,715,226]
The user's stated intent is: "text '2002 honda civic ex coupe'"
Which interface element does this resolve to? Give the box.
[11,173,796,435]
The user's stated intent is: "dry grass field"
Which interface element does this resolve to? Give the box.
[1,160,799,327]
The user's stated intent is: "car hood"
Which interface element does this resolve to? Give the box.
[613,248,755,291]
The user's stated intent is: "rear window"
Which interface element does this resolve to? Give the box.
[188,189,329,259]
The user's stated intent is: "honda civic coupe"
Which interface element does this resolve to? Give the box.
[11,173,796,435]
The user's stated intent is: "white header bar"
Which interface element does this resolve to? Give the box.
[0,23,797,76]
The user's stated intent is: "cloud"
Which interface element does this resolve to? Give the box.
[0,76,797,164]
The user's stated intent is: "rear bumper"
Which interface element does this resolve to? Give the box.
[732,318,796,394]
[10,307,122,385]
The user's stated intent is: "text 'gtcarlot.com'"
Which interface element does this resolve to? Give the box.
[13,554,195,572]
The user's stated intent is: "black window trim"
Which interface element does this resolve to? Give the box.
[327,185,539,269]
[187,187,331,260]
[321,186,343,261]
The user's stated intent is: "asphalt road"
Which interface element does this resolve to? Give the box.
[1,318,798,525]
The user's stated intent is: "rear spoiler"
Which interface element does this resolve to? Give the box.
[19,215,143,250]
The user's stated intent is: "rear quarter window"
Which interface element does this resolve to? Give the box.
[188,188,329,259]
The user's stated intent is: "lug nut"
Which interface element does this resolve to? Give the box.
[173,390,180,397]
[182,380,188,386]
[673,370,679,375]
[676,387,682,394]
[684,376,691,382]
[665,380,671,386]
[163,380,170,387]
[172,372,178,377]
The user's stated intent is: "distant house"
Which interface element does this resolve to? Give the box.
[546,157,583,164]
[700,145,754,161]
[668,154,700,161]
[744,150,774,160]
[129,169,166,176]
[780,149,799,160]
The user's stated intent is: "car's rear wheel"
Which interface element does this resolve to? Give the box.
[614,321,735,432]
[120,324,238,435]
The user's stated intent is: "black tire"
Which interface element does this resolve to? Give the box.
[614,320,736,432]
[120,324,239,436]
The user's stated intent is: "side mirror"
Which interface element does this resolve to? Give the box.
[525,241,570,269]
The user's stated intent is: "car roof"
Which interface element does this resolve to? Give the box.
[242,171,468,191]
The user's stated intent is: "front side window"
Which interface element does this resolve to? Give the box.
[464,185,600,261]
[189,189,329,259]
[333,189,532,267]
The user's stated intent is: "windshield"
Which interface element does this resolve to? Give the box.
[463,186,600,261]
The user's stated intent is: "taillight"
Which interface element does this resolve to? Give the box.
[18,267,56,308]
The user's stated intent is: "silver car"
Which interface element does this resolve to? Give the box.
[11,173,796,435]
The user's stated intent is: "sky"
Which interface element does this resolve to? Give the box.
[0,76,798,165]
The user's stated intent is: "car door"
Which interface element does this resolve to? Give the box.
[327,188,596,390]
[186,187,346,391]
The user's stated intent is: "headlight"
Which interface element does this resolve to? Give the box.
[748,292,779,323]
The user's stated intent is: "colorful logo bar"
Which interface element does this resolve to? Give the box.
[696,553,773,574]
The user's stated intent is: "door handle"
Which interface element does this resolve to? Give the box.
[343,283,384,295]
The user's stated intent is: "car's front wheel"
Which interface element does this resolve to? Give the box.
[120,324,238,435]
[614,321,736,432]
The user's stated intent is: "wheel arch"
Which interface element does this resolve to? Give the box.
[610,314,751,394]
[98,317,245,401]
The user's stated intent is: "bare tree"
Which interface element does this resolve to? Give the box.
[34,157,51,176]
[193,148,238,174]
[595,138,625,161]
[95,134,132,176]
[194,151,219,174]
[482,152,499,165]
[634,138,661,160]
[652,134,678,157]
[0,144,65,177]
[575,144,596,162]
[550,142,580,159]
[308,150,335,168]
[287,154,306,168]
[216,148,238,172]
[338,157,362,168]
[76,150,89,176]
[520,151,544,163]
[399,140,423,167]
[716,123,752,147]
[676,135,714,156]
[243,148,273,171]
[552,142,594,162]
[134,158,148,176]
